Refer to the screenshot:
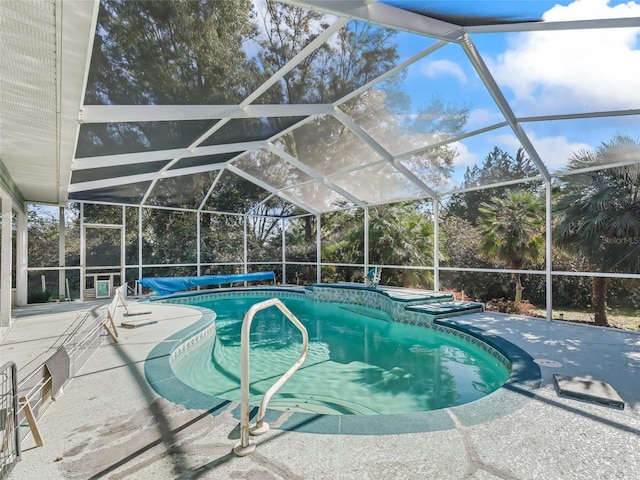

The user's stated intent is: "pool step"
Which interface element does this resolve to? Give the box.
[311,283,456,305]
[406,301,484,320]
[376,286,455,304]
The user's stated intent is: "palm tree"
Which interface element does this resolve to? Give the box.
[553,133,640,326]
[478,190,545,303]
[366,203,434,287]
[322,203,434,287]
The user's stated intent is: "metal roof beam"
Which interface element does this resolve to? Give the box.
[332,108,438,199]
[460,34,551,181]
[80,104,334,123]
[439,175,545,197]
[266,143,367,209]
[519,109,640,123]
[240,17,349,106]
[334,40,448,110]
[282,0,464,41]
[198,169,224,211]
[466,16,640,34]
[226,164,318,215]
[68,163,228,193]
[59,0,101,205]
[72,141,266,170]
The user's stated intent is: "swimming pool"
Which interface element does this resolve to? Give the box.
[168,291,511,415]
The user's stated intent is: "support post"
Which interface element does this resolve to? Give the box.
[59,207,66,301]
[197,211,201,277]
[16,208,28,306]
[104,310,119,343]
[1,196,12,326]
[546,181,553,321]
[19,397,44,447]
[243,215,248,275]
[316,214,321,284]
[79,203,85,301]
[364,206,369,279]
[281,218,286,284]
[121,205,126,290]
[433,197,440,291]
[138,206,143,292]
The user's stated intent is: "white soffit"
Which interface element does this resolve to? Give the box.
[0,0,57,204]
[58,0,100,205]
[0,0,96,205]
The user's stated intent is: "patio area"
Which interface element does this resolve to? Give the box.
[4,296,639,480]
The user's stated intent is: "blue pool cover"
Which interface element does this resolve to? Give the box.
[139,271,275,295]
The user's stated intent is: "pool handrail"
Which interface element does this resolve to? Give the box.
[366,266,382,288]
[233,298,309,456]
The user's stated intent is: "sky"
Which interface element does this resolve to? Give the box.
[390,0,640,184]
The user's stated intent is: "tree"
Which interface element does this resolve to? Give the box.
[553,133,640,326]
[256,1,409,241]
[321,202,434,287]
[27,206,60,268]
[477,190,545,302]
[86,0,262,106]
[446,147,540,225]
[366,202,434,287]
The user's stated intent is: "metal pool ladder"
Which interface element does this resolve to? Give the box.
[233,298,309,456]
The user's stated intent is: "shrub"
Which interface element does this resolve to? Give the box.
[28,289,52,304]
[486,298,537,316]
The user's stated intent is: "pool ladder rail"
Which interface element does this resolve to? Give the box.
[233,298,309,456]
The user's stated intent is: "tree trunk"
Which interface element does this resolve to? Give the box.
[592,276,608,326]
[514,273,523,303]
[304,217,313,242]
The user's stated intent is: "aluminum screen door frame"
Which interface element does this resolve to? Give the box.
[81,223,125,301]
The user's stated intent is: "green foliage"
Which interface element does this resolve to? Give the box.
[28,289,52,304]
[478,190,545,270]
[485,298,536,316]
[320,209,364,282]
[28,206,60,268]
[439,216,502,300]
[257,1,399,104]
[87,0,262,106]
[446,147,541,225]
[554,134,640,274]
[477,189,544,302]
[320,202,434,287]
[553,133,640,325]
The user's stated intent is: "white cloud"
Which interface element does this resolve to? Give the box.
[451,140,478,168]
[466,108,506,130]
[487,0,640,115]
[421,59,467,85]
[493,132,592,171]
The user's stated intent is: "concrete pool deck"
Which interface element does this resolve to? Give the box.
[2,297,639,480]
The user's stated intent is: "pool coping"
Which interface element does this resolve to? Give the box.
[144,287,542,435]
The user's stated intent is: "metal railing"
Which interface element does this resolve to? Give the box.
[1,362,20,480]
[233,298,308,456]
[15,309,105,449]
[13,291,121,450]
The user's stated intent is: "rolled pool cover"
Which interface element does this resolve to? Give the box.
[139,271,275,295]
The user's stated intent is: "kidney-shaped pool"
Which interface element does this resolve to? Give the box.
[168,293,510,415]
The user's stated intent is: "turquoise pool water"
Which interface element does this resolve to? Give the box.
[171,295,510,415]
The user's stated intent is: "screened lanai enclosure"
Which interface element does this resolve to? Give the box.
[1,0,639,328]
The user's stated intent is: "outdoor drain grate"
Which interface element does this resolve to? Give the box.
[553,374,625,409]
[534,358,563,368]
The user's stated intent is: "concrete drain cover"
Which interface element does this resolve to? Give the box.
[534,359,563,368]
[553,374,625,409]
